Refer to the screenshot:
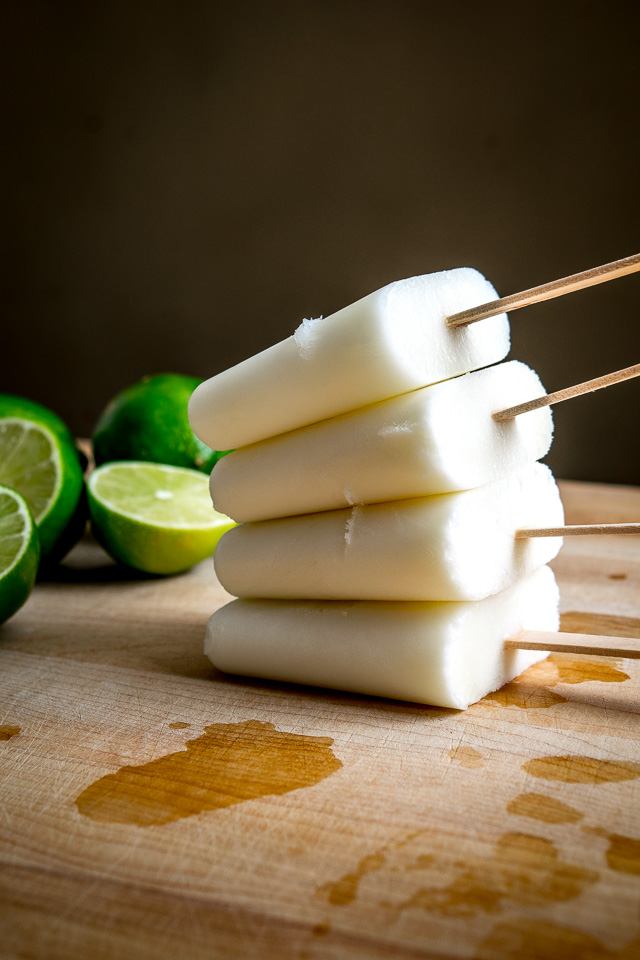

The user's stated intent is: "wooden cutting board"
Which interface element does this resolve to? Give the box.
[1,479,640,960]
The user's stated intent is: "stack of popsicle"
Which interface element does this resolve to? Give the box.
[189,268,565,708]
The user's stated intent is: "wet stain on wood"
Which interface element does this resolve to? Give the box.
[483,653,629,710]
[448,745,485,768]
[395,833,598,918]
[523,755,640,784]
[318,852,387,905]
[484,683,567,709]
[0,724,20,740]
[609,573,627,580]
[75,719,342,826]
[168,721,191,729]
[587,830,640,876]
[561,611,640,640]
[551,657,629,685]
[507,793,584,824]
[476,917,640,960]
[604,834,640,876]
[317,829,428,906]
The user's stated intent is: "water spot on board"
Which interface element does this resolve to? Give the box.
[448,745,486,768]
[483,682,566,710]
[552,657,629,685]
[523,755,640,784]
[168,721,191,730]
[482,652,629,710]
[395,833,598,918]
[0,725,20,741]
[587,829,640,876]
[604,834,640,876]
[317,829,428,906]
[609,573,627,581]
[481,658,564,709]
[476,917,640,960]
[507,793,584,824]
[318,852,387,906]
[75,719,342,826]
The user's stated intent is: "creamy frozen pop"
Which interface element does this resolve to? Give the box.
[205,565,559,708]
[211,360,553,523]
[189,268,509,450]
[214,463,563,602]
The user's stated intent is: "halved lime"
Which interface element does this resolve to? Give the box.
[0,485,40,624]
[87,461,235,574]
[0,395,85,558]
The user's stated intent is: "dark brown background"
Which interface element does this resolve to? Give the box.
[2,1,639,483]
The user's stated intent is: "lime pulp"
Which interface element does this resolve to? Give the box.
[0,485,40,624]
[0,395,85,559]
[87,461,235,574]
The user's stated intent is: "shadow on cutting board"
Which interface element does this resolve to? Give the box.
[38,530,167,585]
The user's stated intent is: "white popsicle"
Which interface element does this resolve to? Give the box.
[189,268,510,450]
[211,360,553,523]
[205,566,559,709]
[214,463,564,602]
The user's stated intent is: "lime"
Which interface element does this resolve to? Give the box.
[0,485,40,624]
[93,374,229,473]
[0,394,85,558]
[87,461,235,574]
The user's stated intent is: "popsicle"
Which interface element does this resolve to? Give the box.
[189,268,509,450]
[210,360,552,523]
[205,565,559,709]
[214,463,563,602]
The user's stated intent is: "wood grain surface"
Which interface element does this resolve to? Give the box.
[1,480,640,960]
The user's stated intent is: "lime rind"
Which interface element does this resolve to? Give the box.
[0,485,40,624]
[0,393,77,450]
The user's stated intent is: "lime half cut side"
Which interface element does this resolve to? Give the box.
[87,461,235,574]
[0,485,40,624]
[0,412,84,558]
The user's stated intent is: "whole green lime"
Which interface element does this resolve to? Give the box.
[0,394,85,559]
[93,374,227,473]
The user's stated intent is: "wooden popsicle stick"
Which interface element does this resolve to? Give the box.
[492,362,640,422]
[505,630,640,659]
[445,252,640,327]
[516,523,640,538]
